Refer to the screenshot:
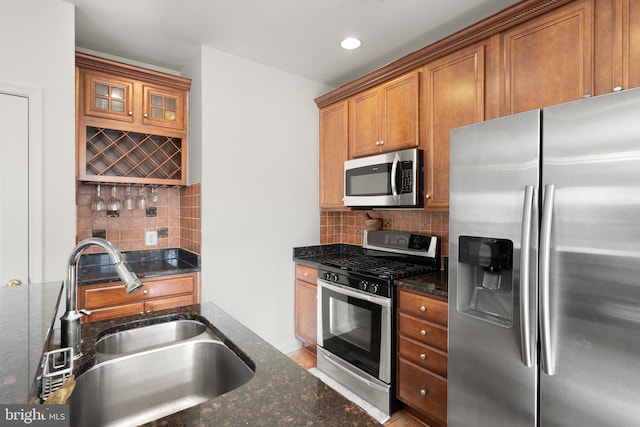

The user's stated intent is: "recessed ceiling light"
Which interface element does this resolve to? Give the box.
[340,37,362,50]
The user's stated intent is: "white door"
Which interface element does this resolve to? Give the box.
[0,92,29,287]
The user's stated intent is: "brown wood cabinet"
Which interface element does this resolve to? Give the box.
[349,71,420,158]
[422,41,490,211]
[315,0,640,213]
[76,51,191,186]
[294,264,317,348]
[501,0,594,115]
[396,287,448,427]
[78,272,200,323]
[319,101,349,209]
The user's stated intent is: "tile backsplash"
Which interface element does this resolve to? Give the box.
[77,182,201,254]
[320,209,449,267]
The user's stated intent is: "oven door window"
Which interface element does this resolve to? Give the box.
[320,285,382,378]
[345,163,392,197]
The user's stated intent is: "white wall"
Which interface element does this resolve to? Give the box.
[198,46,330,352]
[1,0,76,281]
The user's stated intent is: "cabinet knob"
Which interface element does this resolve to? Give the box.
[303,272,308,277]
[613,86,623,92]
[583,93,592,98]
[420,389,427,396]
[379,140,384,145]
[128,111,133,116]
[420,353,427,360]
[144,113,148,118]
[425,194,431,200]
[420,305,426,312]
[143,289,149,294]
[146,310,151,313]
[420,329,427,336]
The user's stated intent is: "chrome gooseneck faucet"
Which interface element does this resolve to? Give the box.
[60,237,143,358]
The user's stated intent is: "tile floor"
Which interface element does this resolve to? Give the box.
[287,347,427,427]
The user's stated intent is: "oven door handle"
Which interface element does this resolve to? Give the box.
[320,350,390,393]
[317,279,391,307]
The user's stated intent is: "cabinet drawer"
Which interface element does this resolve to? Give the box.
[83,275,195,309]
[398,357,447,427]
[295,264,317,283]
[398,336,447,378]
[84,302,145,323]
[398,287,448,326]
[398,312,447,352]
[144,294,194,313]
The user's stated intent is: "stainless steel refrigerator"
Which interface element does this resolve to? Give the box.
[448,87,640,426]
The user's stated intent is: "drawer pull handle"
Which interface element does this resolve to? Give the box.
[143,289,149,294]
[420,305,426,312]
[420,329,426,336]
[420,353,427,360]
[420,389,427,396]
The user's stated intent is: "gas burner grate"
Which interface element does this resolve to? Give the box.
[322,256,433,280]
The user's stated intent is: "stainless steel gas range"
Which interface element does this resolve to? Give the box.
[316,230,439,416]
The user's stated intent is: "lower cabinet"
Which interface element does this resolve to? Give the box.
[396,287,448,427]
[78,272,200,323]
[294,263,317,348]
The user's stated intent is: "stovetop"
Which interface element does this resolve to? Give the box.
[321,255,435,280]
[316,231,440,298]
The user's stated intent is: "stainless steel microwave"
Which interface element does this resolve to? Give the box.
[344,148,423,208]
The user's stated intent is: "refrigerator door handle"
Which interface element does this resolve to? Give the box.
[540,184,556,375]
[519,185,534,368]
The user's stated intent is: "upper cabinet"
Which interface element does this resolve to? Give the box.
[315,0,640,212]
[422,41,491,211]
[349,71,419,158]
[76,52,191,186]
[501,0,594,114]
[142,84,186,131]
[83,70,135,123]
[319,100,349,209]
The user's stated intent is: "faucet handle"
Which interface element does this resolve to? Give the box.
[79,309,92,316]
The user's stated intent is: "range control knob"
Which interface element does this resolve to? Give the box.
[369,283,379,294]
[358,281,368,291]
[324,272,338,282]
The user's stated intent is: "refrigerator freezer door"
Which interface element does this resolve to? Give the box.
[449,110,540,427]
[540,88,640,425]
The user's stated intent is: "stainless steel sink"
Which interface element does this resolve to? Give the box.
[69,339,254,427]
[96,320,215,359]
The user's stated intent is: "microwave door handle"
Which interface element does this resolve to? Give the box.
[390,153,400,198]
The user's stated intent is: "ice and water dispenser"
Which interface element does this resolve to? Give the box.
[457,236,514,327]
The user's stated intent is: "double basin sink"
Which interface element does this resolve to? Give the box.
[68,318,255,426]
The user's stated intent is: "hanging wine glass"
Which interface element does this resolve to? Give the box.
[107,186,122,211]
[136,186,146,210]
[91,184,106,211]
[124,184,134,210]
[150,186,160,203]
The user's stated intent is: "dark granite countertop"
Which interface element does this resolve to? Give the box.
[395,272,448,299]
[0,281,63,403]
[292,243,365,267]
[78,248,200,285]
[48,303,380,426]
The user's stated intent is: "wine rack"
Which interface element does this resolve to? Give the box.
[80,126,185,185]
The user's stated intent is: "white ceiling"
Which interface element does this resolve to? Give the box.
[64,0,521,88]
